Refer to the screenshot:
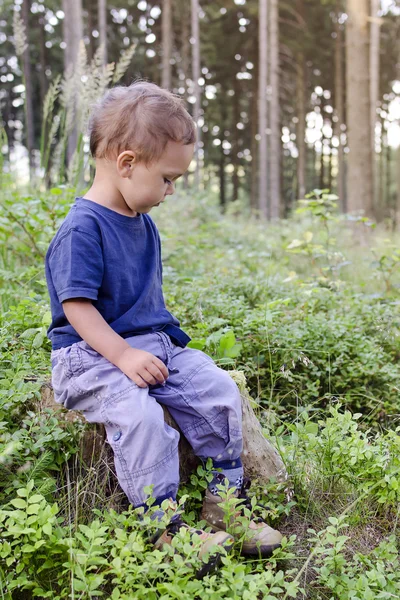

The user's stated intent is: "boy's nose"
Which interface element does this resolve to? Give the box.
[165,185,175,196]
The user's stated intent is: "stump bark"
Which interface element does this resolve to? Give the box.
[41,370,287,490]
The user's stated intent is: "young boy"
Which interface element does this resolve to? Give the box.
[46,81,282,565]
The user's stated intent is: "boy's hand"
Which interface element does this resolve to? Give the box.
[116,347,169,388]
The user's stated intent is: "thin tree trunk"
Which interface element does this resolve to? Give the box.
[386,141,391,218]
[379,115,385,219]
[191,0,201,190]
[37,14,47,107]
[258,0,268,219]
[320,100,326,189]
[86,0,95,61]
[296,0,306,200]
[219,151,226,210]
[345,0,373,216]
[231,77,240,202]
[334,4,345,211]
[62,0,83,164]
[162,0,172,89]
[219,90,228,209]
[269,0,280,218]
[250,46,259,211]
[296,54,306,199]
[98,0,108,66]
[328,136,333,191]
[180,0,190,104]
[63,0,83,72]
[180,0,190,189]
[396,146,400,229]
[21,0,35,178]
[370,0,380,212]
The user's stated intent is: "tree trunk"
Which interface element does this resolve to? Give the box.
[386,140,391,219]
[41,371,287,495]
[180,0,190,189]
[258,0,268,219]
[370,0,380,213]
[396,146,400,230]
[85,0,96,61]
[62,0,83,74]
[250,61,259,212]
[269,0,280,218]
[345,0,373,215]
[219,90,228,209]
[231,77,240,202]
[21,0,35,179]
[37,13,48,108]
[219,150,226,210]
[191,0,201,190]
[296,53,306,200]
[296,0,306,200]
[98,0,108,66]
[162,0,172,89]
[379,115,385,220]
[334,4,346,211]
[62,0,83,164]
[320,101,326,189]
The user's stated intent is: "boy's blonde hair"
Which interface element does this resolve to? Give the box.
[89,81,196,164]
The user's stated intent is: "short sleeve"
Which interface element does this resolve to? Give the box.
[48,228,104,303]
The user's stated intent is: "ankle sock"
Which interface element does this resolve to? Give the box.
[208,457,243,495]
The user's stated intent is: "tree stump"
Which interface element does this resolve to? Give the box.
[40,370,287,493]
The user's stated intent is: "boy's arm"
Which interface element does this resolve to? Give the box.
[62,299,168,388]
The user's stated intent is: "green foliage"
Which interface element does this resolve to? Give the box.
[0,189,399,596]
[312,521,400,598]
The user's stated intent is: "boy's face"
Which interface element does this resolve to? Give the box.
[117,141,194,214]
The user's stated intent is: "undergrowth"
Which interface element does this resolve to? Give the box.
[0,185,399,598]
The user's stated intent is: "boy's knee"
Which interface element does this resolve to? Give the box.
[213,367,242,414]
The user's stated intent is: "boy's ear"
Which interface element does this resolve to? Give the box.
[116,150,136,177]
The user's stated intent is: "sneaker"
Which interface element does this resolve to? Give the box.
[200,477,283,557]
[152,517,234,578]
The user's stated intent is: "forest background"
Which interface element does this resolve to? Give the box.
[1,0,400,599]
[1,0,400,219]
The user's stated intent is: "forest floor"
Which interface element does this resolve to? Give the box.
[1,186,400,598]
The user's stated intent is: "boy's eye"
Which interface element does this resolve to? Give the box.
[163,178,172,185]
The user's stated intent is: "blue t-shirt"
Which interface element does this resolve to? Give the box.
[45,197,190,350]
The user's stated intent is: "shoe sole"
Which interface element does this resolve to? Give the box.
[240,542,282,558]
[203,520,282,558]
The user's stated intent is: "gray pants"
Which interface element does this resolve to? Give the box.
[51,332,243,506]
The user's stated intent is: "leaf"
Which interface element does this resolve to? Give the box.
[26,504,40,515]
[287,239,303,249]
[41,311,52,327]
[19,328,38,339]
[188,339,206,350]
[225,343,242,358]
[10,498,26,509]
[305,422,318,435]
[304,231,313,243]
[32,331,45,348]
[219,330,236,354]
[28,494,44,504]
[42,522,52,536]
